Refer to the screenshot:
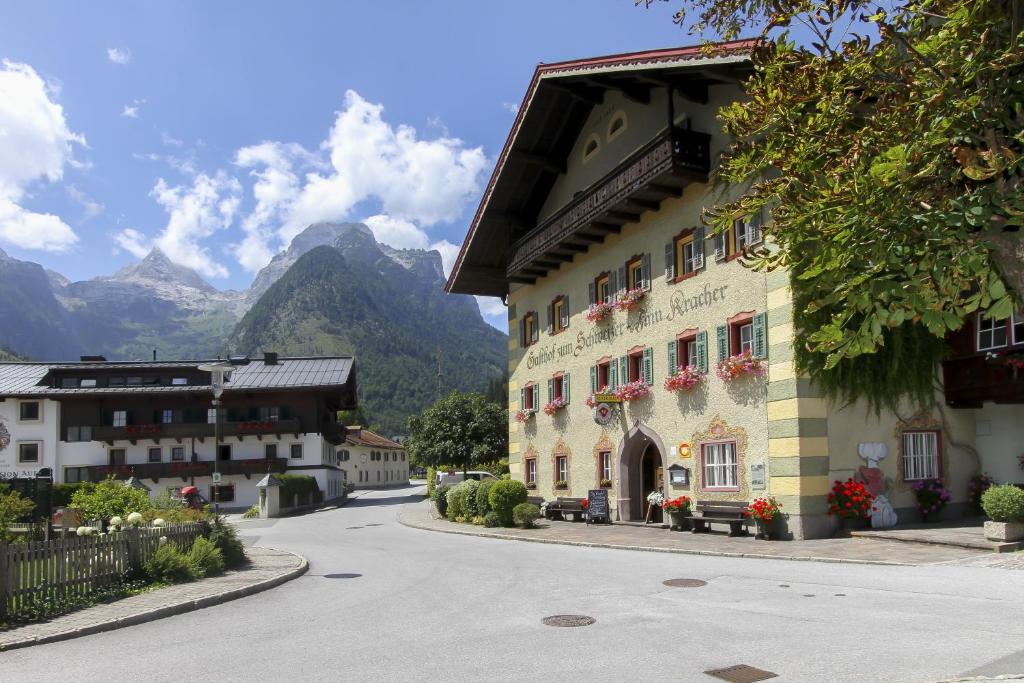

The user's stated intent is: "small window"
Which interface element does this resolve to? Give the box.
[109,377,125,386]
[19,401,40,421]
[126,377,142,386]
[522,311,538,347]
[210,484,235,503]
[80,378,97,388]
[523,384,536,411]
[148,447,162,463]
[902,431,940,481]
[627,258,643,291]
[599,451,612,482]
[259,406,281,422]
[218,444,232,461]
[552,374,564,402]
[207,408,217,424]
[265,443,278,459]
[582,133,600,162]
[112,410,128,428]
[171,446,185,462]
[61,377,78,388]
[702,442,738,490]
[607,112,627,141]
[715,216,763,261]
[977,314,1009,351]
[739,323,754,355]
[290,443,303,459]
[18,442,40,463]
[161,409,175,424]
[552,297,569,334]
[66,425,93,443]
[109,448,126,466]
[556,455,568,482]
[64,466,87,484]
[171,377,188,386]
[671,228,705,281]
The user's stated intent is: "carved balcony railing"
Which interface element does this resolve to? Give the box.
[81,457,289,483]
[507,126,710,281]
[942,354,1024,408]
[92,418,303,444]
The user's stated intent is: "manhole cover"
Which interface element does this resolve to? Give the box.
[542,615,595,628]
[663,578,707,588]
[323,573,362,579]
[704,664,778,682]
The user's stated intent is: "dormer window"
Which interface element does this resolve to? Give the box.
[171,377,188,386]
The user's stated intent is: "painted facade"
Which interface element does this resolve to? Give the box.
[338,428,409,489]
[448,43,1024,539]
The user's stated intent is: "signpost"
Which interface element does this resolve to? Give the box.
[587,489,611,524]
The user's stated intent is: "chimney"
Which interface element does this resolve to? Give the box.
[152,349,157,361]
[79,355,107,362]
[264,352,278,365]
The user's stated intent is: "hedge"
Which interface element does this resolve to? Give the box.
[277,474,320,508]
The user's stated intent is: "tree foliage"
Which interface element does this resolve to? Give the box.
[70,478,151,522]
[0,490,36,542]
[406,391,508,474]
[641,0,1024,410]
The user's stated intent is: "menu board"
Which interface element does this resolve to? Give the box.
[587,489,611,524]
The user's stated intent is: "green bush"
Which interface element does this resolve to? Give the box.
[981,484,1024,523]
[145,543,198,584]
[242,505,260,519]
[51,483,83,508]
[0,490,36,542]
[276,474,320,508]
[488,479,528,526]
[471,515,485,525]
[152,490,185,510]
[462,479,482,518]
[70,477,151,522]
[187,536,226,577]
[427,466,436,498]
[476,479,496,515]
[446,481,474,520]
[512,503,541,529]
[207,516,247,568]
[433,484,451,517]
[483,511,501,528]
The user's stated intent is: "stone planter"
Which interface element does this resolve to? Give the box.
[984,520,1024,542]
[754,518,776,540]
[668,510,691,531]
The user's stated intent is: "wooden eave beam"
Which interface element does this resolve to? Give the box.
[649,183,683,198]
[622,198,660,212]
[584,77,651,104]
[509,150,567,175]
[607,210,642,223]
[509,275,537,284]
[590,221,622,233]
[574,232,605,243]
[638,75,709,105]
[555,243,588,253]
[544,81,604,105]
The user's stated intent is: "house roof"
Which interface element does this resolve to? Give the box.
[0,356,355,398]
[445,40,757,297]
[346,428,403,449]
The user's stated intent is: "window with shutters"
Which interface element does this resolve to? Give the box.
[976,313,1009,351]
[720,312,768,359]
[714,214,763,261]
[901,431,941,481]
[525,457,537,485]
[599,451,613,483]
[667,228,705,282]
[701,441,739,490]
[624,253,651,292]
[620,347,654,386]
[595,273,612,304]
[522,382,538,411]
[670,329,703,372]
[547,372,569,403]
[520,311,539,347]
[112,410,128,428]
[550,295,569,334]
[593,358,611,392]
[171,446,185,462]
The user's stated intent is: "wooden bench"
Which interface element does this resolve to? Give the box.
[526,496,545,508]
[690,500,750,536]
[543,497,586,522]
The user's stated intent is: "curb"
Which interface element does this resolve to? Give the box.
[398,509,921,567]
[0,547,308,652]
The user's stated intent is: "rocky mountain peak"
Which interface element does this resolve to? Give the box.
[110,247,215,293]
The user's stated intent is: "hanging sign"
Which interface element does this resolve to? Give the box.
[593,404,615,425]
[212,472,222,485]
[593,392,622,404]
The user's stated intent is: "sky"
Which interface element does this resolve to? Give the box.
[0,0,712,330]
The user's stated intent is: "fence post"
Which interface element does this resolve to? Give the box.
[126,527,142,574]
[0,543,8,621]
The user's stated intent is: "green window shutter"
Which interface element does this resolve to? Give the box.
[588,281,596,306]
[610,358,618,389]
[547,378,553,403]
[716,324,729,362]
[641,253,652,290]
[608,269,617,297]
[532,384,539,411]
[753,312,768,359]
[667,340,678,375]
[546,303,554,334]
[561,295,570,329]
[697,330,709,373]
[617,266,627,295]
[664,242,675,280]
[620,355,629,383]
[694,227,706,270]
[643,347,653,386]
[564,373,570,404]
[590,365,598,392]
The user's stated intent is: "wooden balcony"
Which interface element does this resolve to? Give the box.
[506,126,710,283]
[80,457,289,483]
[93,418,303,444]
[942,354,1024,408]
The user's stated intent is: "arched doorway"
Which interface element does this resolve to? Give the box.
[616,422,668,522]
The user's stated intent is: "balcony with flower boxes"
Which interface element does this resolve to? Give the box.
[78,457,289,484]
[92,418,304,445]
[941,354,1024,408]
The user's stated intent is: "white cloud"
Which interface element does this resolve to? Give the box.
[128,171,242,279]
[232,89,487,272]
[113,227,150,258]
[502,101,520,115]
[475,295,507,318]
[428,239,460,277]
[121,99,144,119]
[66,185,103,219]
[161,131,184,148]
[0,60,84,252]
[106,48,132,65]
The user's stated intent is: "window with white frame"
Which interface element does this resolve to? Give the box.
[148,447,162,463]
[556,455,568,482]
[526,458,537,485]
[18,442,40,463]
[290,443,303,459]
[902,431,940,481]
[739,322,755,355]
[19,401,41,422]
[112,410,127,428]
[161,409,175,424]
[207,408,217,424]
[702,441,738,490]
[599,451,612,482]
[171,446,185,462]
[735,216,763,251]
[977,313,1009,351]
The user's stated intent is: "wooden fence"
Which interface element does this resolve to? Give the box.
[0,522,205,621]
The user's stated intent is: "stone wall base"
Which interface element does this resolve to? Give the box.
[777,513,833,540]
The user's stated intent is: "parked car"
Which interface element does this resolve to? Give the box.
[435,470,499,487]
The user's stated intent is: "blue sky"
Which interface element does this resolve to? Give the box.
[0,1,712,329]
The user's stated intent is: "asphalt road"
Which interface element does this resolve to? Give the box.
[3,485,1023,683]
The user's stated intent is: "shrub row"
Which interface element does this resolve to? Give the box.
[436,479,530,527]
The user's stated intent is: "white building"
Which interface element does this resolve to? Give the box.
[338,427,408,489]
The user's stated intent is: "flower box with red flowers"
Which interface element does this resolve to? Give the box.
[585,301,615,323]
[554,480,568,490]
[715,351,766,382]
[614,379,651,402]
[664,365,706,393]
[542,397,567,416]
[827,478,875,520]
[660,495,692,514]
[514,409,536,423]
[745,496,782,523]
[615,287,646,312]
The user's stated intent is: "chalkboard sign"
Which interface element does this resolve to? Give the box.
[587,489,611,524]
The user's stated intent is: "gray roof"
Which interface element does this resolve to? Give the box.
[0,356,354,398]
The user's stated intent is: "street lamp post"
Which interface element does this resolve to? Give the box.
[199,362,233,516]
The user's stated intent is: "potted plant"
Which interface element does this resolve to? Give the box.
[745,496,783,540]
[661,495,692,531]
[554,480,568,490]
[664,365,706,393]
[827,478,874,533]
[615,379,652,402]
[514,408,536,423]
[981,484,1024,542]
[715,351,766,382]
[911,479,950,522]
[542,397,567,416]
[526,481,537,490]
[968,473,996,516]
[599,478,613,488]
[615,287,646,312]
[585,301,614,323]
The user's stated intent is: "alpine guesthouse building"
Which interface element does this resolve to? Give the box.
[446,42,1023,539]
